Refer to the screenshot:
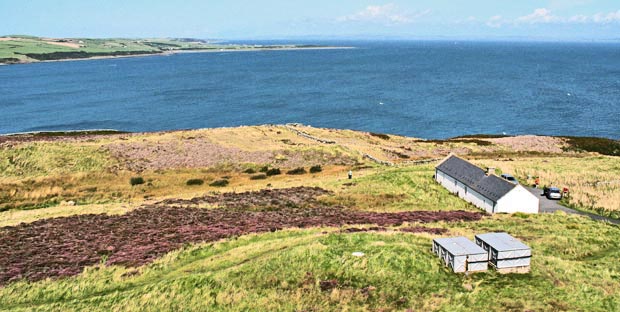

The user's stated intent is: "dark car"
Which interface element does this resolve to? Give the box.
[542,187,563,200]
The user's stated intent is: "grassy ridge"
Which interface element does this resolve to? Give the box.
[0,142,113,179]
[1,126,619,217]
[0,36,328,64]
[0,213,618,311]
[0,37,167,63]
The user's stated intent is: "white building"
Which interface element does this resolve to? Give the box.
[435,155,539,214]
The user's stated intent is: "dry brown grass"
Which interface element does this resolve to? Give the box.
[0,202,136,227]
[0,164,361,217]
[42,40,81,49]
[475,156,620,215]
[2,126,618,220]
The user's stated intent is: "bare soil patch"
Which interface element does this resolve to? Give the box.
[0,187,482,285]
[43,40,81,49]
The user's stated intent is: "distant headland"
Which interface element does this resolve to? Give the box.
[0,35,347,65]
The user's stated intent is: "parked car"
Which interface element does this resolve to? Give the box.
[542,187,563,200]
[500,173,519,185]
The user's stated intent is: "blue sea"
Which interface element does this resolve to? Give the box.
[1,40,619,139]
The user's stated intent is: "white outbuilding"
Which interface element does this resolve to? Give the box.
[434,155,539,214]
[475,232,531,273]
[432,236,489,273]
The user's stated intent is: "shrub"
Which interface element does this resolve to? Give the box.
[369,132,390,140]
[209,179,229,187]
[250,174,267,180]
[287,167,306,175]
[129,177,144,186]
[453,139,493,146]
[259,166,269,173]
[243,168,256,174]
[563,136,620,156]
[512,212,530,219]
[266,168,281,176]
[186,179,204,186]
[309,165,323,173]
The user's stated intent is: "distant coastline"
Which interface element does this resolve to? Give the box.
[0,46,354,65]
[0,36,353,65]
[14,47,352,65]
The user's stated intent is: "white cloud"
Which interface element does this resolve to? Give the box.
[516,8,561,24]
[591,10,620,24]
[338,4,430,25]
[486,15,505,28]
[568,14,590,23]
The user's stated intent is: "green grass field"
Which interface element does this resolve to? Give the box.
[0,37,158,62]
[0,36,322,63]
[1,127,619,311]
[1,212,618,311]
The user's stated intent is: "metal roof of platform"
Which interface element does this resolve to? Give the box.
[475,232,530,251]
[433,236,487,256]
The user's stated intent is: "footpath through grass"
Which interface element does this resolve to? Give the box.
[0,212,618,311]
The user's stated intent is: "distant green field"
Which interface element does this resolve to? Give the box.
[0,37,158,62]
[0,36,313,63]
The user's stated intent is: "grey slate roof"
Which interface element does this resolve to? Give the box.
[433,236,487,256]
[436,155,517,202]
[475,232,530,251]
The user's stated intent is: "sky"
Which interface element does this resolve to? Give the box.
[1,0,620,41]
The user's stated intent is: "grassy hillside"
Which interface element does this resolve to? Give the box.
[1,214,618,311]
[1,126,616,216]
[0,126,619,311]
[0,36,322,64]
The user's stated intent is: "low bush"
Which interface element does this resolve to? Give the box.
[259,166,269,173]
[243,168,256,174]
[452,134,510,139]
[266,168,281,176]
[309,165,322,173]
[250,174,267,180]
[129,177,145,186]
[286,167,306,175]
[186,179,204,186]
[209,180,229,187]
[563,136,620,156]
[369,132,390,140]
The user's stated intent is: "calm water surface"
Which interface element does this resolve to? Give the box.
[1,41,618,139]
